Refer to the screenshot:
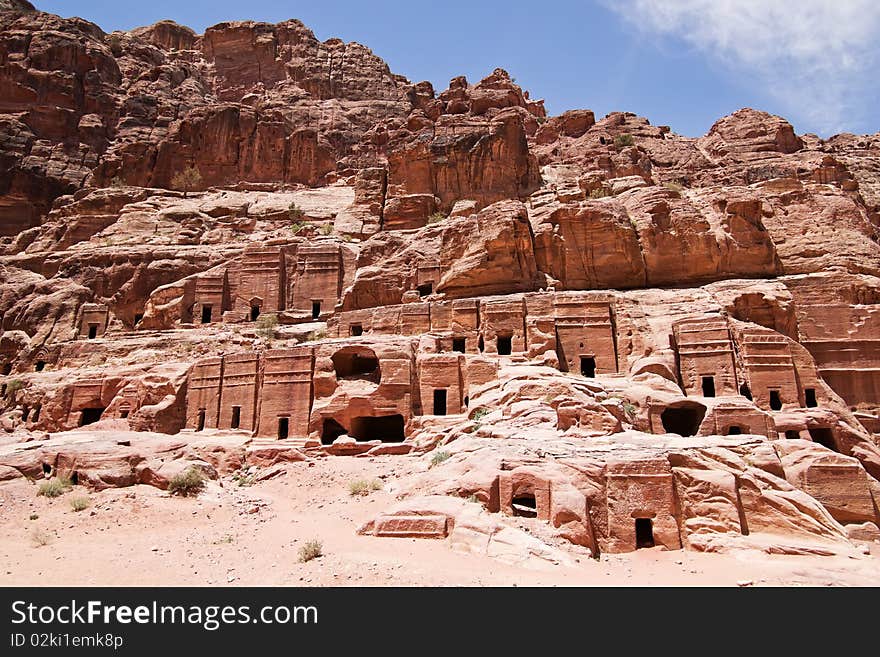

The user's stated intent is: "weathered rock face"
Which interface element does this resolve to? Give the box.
[2,6,880,560]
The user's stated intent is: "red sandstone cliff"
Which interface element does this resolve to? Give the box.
[3,3,880,559]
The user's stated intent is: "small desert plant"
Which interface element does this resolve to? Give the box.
[69,495,90,512]
[170,165,202,196]
[213,534,235,544]
[37,477,71,498]
[109,175,125,188]
[348,478,382,496]
[288,202,305,222]
[5,378,24,398]
[664,181,684,193]
[426,211,446,225]
[30,528,52,547]
[298,539,323,563]
[536,116,547,125]
[290,220,313,235]
[232,470,257,487]
[467,494,480,503]
[256,313,278,340]
[168,466,206,496]
[614,133,634,148]
[471,408,490,423]
[588,187,610,199]
[307,329,327,342]
[319,223,333,235]
[622,401,637,420]
[430,450,451,467]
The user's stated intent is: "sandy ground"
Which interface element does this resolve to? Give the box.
[1,455,879,587]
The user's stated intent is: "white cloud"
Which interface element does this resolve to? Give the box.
[604,0,880,134]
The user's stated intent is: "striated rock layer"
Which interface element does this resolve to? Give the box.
[2,2,880,562]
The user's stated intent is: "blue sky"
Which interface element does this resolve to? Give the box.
[34,0,880,138]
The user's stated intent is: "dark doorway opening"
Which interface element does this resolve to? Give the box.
[497,335,512,355]
[250,305,260,321]
[230,406,241,429]
[311,301,321,319]
[349,324,363,336]
[809,427,837,451]
[660,403,706,437]
[580,356,596,378]
[79,407,105,426]
[321,418,348,444]
[785,430,800,440]
[32,404,41,422]
[42,462,51,475]
[478,336,485,352]
[416,282,433,297]
[463,395,469,408]
[21,407,29,422]
[350,415,405,443]
[511,493,537,518]
[769,390,782,410]
[201,305,213,323]
[635,518,655,548]
[1,384,5,397]
[433,389,447,416]
[134,313,143,325]
[701,376,716,397]
[277,417,289,440]
[739,384,752,400]
[332,349,380,382]
[69,471,79,485]
[2,363,11,375]
[119,409,129,419]
[196,409,206,432]
[34,361,45,372]
[805,388,817,408]
[321,418,348,445]
[726,425,743,435]
[452,337,466,353]
[87,324,98,339]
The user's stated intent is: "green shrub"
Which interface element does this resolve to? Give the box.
[298,539,323,563]
[69,495,90,512]
[588,187,610,199]
[614,133,634,148]
[170,165,202,196]
[6,379,24,397]
[290,220,313,235]
[430,450,451,468]
[256,313,278,340]
[37,477,71,498]
[289,202,305,222]
[622,401,637,420]
[664,181,684,193]
[168,467,206,496]
[426,211,446,225]
[319,223,333,235]
[348,478,383,497]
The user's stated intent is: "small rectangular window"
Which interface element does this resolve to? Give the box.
[497,335,512,355]
[231,406,241,429]
[452,338,466,353]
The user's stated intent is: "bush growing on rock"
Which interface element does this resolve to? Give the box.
[256,313,278,340]
[168,467,206,496]
[614,133,634,148]
[430,450,451,467]
[170,166,202,196]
